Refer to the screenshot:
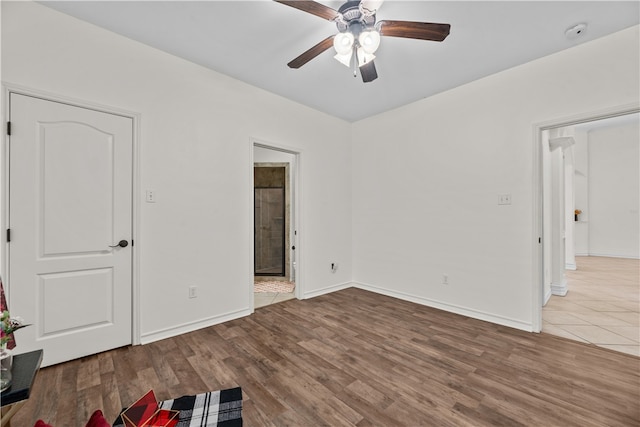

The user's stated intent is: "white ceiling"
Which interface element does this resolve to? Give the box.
[40,1,639,122]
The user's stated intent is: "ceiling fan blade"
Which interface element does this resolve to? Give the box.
[287,35,335,69]
[274,0,340,21]
[359,60,378,83]
[377,20,450,41]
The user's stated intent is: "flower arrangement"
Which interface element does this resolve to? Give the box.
[1,311,30,348]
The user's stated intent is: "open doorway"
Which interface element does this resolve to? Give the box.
[536,110,639,356]
[253,144,299,308]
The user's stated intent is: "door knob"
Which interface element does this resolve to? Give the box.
[109,240,129,248]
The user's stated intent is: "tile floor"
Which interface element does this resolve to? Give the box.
[254,291,295,309]
[543,256,640,357]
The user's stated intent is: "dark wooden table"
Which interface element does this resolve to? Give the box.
[1,350,43,427]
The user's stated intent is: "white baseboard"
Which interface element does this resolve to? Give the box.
[551,281,568,296]
[587,252,640,260]
[565,262,577,271]
[303,281,352,299]
[543,288,552,305]
[140,307,252,345]
[352,281,533,332]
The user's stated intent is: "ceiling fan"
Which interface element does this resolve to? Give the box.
[274,0,451,83]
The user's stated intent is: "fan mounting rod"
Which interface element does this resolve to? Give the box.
[336,0,375,32]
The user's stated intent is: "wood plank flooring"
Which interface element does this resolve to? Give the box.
[11,288,640,426]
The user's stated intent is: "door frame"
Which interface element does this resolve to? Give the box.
[1,83,142,345]
[250,139,303,306]
[531,101,639,333]
[254,163,290,279]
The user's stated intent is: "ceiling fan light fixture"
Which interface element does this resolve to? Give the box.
[358,29,381,54]
[334,51,353,67]
[275,0,451,83]
[333,31,355,55]
[356,48,375,67]
[359,0,384,17]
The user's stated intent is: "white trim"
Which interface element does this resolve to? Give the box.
[1,82,143,345]
[532,102,640,333]
[586,253,640,260]
[303,281,352,299]
[550,281,568,296]
[565,263,577,271]
[250,138,304,308]
[543,288,552,306]
[531,121,543,333]
[354,281,533,332]
[140,307,252,345]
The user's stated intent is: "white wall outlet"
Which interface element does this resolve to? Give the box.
[498,194,512,205]
[146,190,156,203]
[442,274,449,285]
[189,286,197,298]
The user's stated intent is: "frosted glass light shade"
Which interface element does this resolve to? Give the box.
[359,30,381,54]
[356,48,375,67]
[334,51,353,67]
[333,32,355,55]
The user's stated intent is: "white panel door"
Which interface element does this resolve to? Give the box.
[8,93,133,366]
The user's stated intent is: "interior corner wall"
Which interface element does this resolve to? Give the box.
[587,122,640,259]
[1,1,353,343]
[351,25,640,331]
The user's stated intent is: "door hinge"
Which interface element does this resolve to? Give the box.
[538,237,541,244]
[6,121,11,136]
[131,239,134,247]
[6,229,11,243]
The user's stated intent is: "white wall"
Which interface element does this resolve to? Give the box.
[1,1,353,343]
[352,25,640,331]
[588,122,640,258]
[573,129,590,255]
[2,1,639,345]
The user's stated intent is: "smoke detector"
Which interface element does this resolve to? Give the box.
[565,23,587,39]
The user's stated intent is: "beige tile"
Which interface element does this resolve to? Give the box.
[560,325,637,345]
[544,298,592,313]
[542,311,592,325]
[600,326,640,343]
[541,324,589,343]
[255,292,296,308]
[255,294,275,308]
[571,300,629,312]
[597,345,640,357]
[272,293,295,303]
[607,311,640,325]
[608,300,640,312]
[571,311,633,326]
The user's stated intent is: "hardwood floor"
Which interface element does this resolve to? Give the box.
[12,288,640,426]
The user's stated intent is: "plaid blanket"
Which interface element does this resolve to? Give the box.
[113,387,243,427]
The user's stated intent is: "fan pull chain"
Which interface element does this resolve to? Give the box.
[352,49,358,78]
